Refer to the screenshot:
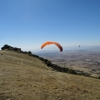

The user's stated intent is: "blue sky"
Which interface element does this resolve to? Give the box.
[0,0,100,51]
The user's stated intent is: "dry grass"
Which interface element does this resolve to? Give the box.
[0,50,100,100]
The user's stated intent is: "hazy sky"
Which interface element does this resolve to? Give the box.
[0,0,100,51]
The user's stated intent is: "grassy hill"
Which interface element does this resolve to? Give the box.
[0,50,100,100]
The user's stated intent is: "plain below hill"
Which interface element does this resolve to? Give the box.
[0,47,100,100]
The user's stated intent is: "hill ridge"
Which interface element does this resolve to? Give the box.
[1,44,100,78]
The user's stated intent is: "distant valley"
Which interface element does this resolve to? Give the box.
[35,47,100,78]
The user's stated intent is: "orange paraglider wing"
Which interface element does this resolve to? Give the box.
[41,42,63,52]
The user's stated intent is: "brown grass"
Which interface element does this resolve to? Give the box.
[0,50,100,100]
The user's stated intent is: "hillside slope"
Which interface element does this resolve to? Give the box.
[0,50,100,100]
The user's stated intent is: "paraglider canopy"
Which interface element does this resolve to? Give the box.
[41,41,63,52]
